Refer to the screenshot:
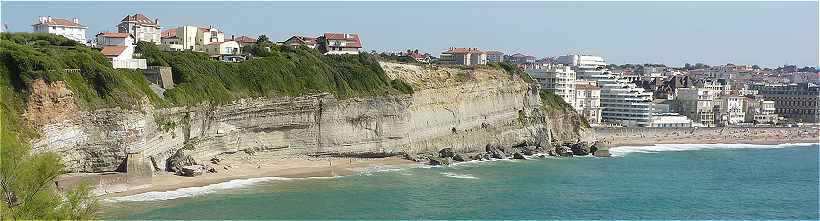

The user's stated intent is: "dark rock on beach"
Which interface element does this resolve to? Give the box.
[178,165,204,177]
[512,151,526,160]
[439,148,455,158]
[452,153,467,162]
[429,157,452,166]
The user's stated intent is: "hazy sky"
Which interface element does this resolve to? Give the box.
[2,1,818,67]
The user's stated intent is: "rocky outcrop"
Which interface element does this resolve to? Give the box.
[29,62,585,173]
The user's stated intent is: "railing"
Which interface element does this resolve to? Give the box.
[112,59,147,69]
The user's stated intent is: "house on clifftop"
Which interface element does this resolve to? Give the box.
[282,35,318,49]
[118,13,161,44]
[32,16,88,44]
[440,47,487,66]
[317,33,362,55]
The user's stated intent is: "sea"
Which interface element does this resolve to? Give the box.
[101,143,820,220]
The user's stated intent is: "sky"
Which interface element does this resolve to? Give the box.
[2,1,818,68]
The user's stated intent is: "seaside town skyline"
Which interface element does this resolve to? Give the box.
[2,1,818,67]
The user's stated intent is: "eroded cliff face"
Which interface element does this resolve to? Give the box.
[28,62,583,173]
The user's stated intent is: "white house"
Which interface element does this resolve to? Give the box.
[160,26,225,52]
[101,45,146,69]
[95,32,133,48]
[118,13,161,44]
[32,16,87,43]
[204,41,241,59]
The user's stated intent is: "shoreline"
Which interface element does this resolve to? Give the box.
[96,139,818,201]
[602,138,819,148]
[97,156,419,199]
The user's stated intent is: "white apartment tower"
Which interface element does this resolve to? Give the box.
[559,54,652,127]
[526,64,577,109]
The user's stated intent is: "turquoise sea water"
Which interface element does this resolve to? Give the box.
[102,143,819,219]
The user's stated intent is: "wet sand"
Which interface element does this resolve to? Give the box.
[102,155,418,198]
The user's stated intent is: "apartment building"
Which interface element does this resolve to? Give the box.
[744,97,779,124]
[526,64,577,108]
[714,95,746,126]
[118,13,161,44]
[486,51,504,63]
[750,83,820,123]
[575,81,602,125]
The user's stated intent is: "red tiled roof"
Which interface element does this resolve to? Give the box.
[199,27,224,33]
[233,35,257,44]
[33,18,85,28]
[288,36,317,44]
[444,47,484,54]
[121,13,158,26]
[322,33,361,48]
[96,32,129,38]
[161,29,177,39]
[101,46,127,57]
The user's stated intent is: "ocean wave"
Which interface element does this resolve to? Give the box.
[440,172,479,179]
[104,176,331,202]
[609,142,818,157]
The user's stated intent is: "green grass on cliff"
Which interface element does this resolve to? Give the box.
[539,90,589,128]
[0,33,164,142]
[138,42,413,106]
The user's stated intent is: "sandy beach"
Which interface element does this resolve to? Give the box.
[99,153,419,198]
[91,127,818,199]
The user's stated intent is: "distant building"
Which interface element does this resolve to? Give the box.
[599,81,653,127]
[204,41,241,61]
[506,53,536,64]
[526,64,577,108]
[317,33,362,55]
[714,95,746,126]
[118,13,161,44]
[400,50,431,63]
[32,16,87,43]
[439,47,487,66]
[575,81,602,125]
[486,51,504,63]
[282,36,318,49]
[160,26,225,52]
[95,32,133,48]
[750,83,819,123]
[650,113,694,128]
[674,88,719,127]
[744,97,779,124]
[231,35,257,47]
[557,54,606,69]
[562,54,652,127]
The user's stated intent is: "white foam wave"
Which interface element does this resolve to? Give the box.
[609,142,818,157]
[105,176,331,202]
[440,172,479,179]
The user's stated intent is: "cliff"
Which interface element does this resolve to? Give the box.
[27,62,583,173]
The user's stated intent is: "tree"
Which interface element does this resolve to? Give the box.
[752,65,760,70]
[0,129,98,219]
[257,35,272,44]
